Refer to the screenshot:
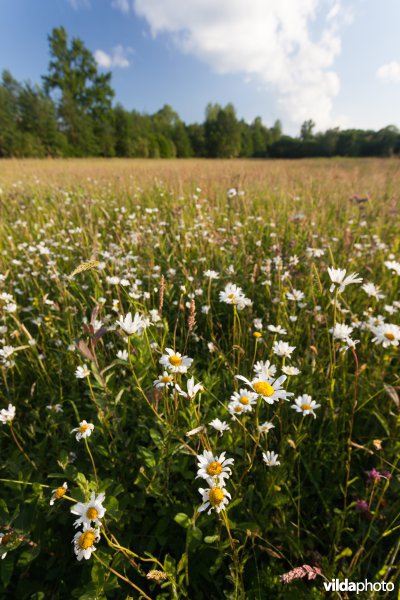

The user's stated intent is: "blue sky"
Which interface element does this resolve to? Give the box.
[1,0,399,134]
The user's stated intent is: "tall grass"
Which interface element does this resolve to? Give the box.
[0,158,399,599]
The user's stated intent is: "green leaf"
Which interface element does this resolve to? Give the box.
[174,513,190,529]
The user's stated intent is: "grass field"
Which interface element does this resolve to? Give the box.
[0,158,399,599]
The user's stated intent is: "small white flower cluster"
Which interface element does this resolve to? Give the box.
[71,492,106,560]
[196,450,234,515]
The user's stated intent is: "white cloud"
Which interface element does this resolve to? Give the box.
[94,45,133,69]
[376,61,400,84]
[133,0,352,128]
[111,0,131,13]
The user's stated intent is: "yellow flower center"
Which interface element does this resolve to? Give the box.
[384,333,395,341]
[209,487,224,506]
[253,332,262,338]
[253,381,274,397]
[169,355,182,366]
[239,396,249,405]
[161,375,172,383]
[301,404,312,411]
[55,486,67,499]
[78,531,96,550]
[234,405,243,412]
[86,507,98,520]
[207,461,223,476]
[228,293,235,299]
[79,424,89,433]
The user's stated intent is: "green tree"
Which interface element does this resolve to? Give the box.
[42,26,114,155]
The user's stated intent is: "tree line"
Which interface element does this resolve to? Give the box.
[1,27,400,159]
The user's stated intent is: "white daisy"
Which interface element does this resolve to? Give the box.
[175,377,203,400]
[384,260,400,276]
[116,349,128,361]
[371,323,400,347]
[219,283,251,310]
[362,282,385,300]
[209,418,230,437]
[50,482,68,506]
[286,289,305,302]
[72,523,101,561]
[282,366,300,376]
[0,403,16,425]
[71,492,106,528]
[267,324,287,335]
[291,394,321,418]
[116,312,150,336]
[328,267,362,293]
[227,401,246,417]
[198,484,231,514]
[253,360,277,378]
[236,374,293,404]
[153,371,174,389]
[331,323,354,341]
[262,451,280,467]
[258,421,275,434]
[229,388,257,412]
[196,450,234,486]
[273,340,296,358]
[75,364,90,379]
[159,348,193,373]
[71,420,94,441]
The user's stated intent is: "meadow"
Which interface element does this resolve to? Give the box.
[0,158,399,599]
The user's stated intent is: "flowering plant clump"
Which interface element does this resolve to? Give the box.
[0,162,399,597]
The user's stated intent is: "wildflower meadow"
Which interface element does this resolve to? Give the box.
[0,158,399,599]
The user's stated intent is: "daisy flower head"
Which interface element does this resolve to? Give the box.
[71,492,106,528]
[0,403,16,425]
[286,289,305,302]
[253,360,277,378]
[258,421,275,435]
[229,388,257,412]
[116,349,128,361]
[209,418,230,437]
[159,348,193,373]
[75,364,90,379]
[291,394,321,418]
[50,482,68,506]
[175,376,203,400]
[198,483,231,514]
[116,312,150,336]
[282,366,301,376]
[196,450,234,486]
[153,371,174,389]
[362,282,385,300]
[328,267,362,293]
[204,270,219,279]
[228,400,246,417]
[72,523,101,561]
[71,420,94,441]
[273,340,296,358]
[262,450,280,467]
[236,373,293,404]
[267,324,287,335]
[331,323,354,341]
[371,323,400,348]
[384,260,400,276]
[219,283,251,310]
